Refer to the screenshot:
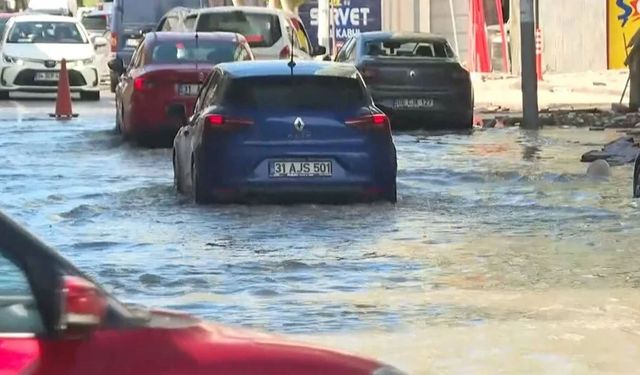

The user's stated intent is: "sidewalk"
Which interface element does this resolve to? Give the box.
[473,69,631,112]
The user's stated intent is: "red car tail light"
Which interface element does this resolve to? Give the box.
[279,45,291,59]
[205,114,254,130]
[110,32,118,53]
[345,113,390,129]
[245,34,264,44]
[133,78,155,91]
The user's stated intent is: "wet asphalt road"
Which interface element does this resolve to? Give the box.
[1,92,640,373]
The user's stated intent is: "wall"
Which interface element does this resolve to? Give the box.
[430,0,468,61]
[381,0,472,61]
[539,0,606,73]
[381,0,429,33]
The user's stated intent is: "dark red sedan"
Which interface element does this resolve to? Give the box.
[109,31,254,147]
[0,210,406,375]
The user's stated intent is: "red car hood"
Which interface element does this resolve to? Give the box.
[144,308,385,374]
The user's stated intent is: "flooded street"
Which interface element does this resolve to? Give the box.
[1,97,640,374]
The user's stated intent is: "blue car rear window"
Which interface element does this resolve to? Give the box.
[224,76,366,111]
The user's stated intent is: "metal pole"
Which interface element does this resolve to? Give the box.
[414,0,421,32]
[317,0,330,52]
[520,0,538,128]
[449,0,460,56]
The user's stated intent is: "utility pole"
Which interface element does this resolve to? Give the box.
[520,0,539,129]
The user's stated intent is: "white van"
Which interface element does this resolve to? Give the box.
[27,0,78,17]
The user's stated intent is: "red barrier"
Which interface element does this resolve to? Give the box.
[469,0,491,72]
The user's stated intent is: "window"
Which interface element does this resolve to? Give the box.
[196,11,281,48]
[336,37,355,62]
[290,18,310,54]
[81,15,108,31]
[7,21,88,44]
[184,15,197,30]
[203,70,222,106]
[128,41,145,70]
[161,16,178,31]
[234,45,252,61]
[150,40,238,64]
[0,254,44,334]
[364,39,455,58]
[223,76,366,112]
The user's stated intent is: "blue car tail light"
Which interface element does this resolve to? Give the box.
[205,114,254,131]
[345,113,390,130]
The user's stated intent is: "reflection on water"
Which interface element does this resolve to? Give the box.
[0,108,639,374]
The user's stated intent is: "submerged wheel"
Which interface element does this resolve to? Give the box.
[173,151,182,193]
[191,158,210,204]
[384,182,398,203]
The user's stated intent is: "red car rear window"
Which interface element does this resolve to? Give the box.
[150,40,238,64]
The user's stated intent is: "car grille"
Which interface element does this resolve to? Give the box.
[13,70,87,87]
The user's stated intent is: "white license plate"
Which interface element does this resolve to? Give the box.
[34,72,59,81]
[178,84,200,96]
[394,98,435,109]
[270,161,332,177]
[126,38,140,48]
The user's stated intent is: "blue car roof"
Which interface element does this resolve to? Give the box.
[217,60,360,79]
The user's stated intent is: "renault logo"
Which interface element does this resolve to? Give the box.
[294,117,304,132]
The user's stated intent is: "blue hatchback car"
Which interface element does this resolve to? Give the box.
[172,60,397,204]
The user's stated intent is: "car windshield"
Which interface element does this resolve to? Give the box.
[150,40,238,64]
[7,21,87,44]
[82,15,108,31]
[364,39,455,58]
[196,12,280,48]
[121,0,203,25]
[224,76,366,111]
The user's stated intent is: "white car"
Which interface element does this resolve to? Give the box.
[0,14,106,100]
[158,6,325,61]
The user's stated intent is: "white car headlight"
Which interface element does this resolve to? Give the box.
[73,57,95,68]
[372,366,408,375]
[3,55,24,65]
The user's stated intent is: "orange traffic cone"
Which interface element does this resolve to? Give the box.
[49,59,77,119]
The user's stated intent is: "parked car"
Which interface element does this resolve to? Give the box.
[335,32,473,130]
[0,210,406,375]
[172,60,397,204]
[157,6,325,60]
[109,31,254,146]
[81,10,111,83]
[109,0,209,93]
[0,14,107,100]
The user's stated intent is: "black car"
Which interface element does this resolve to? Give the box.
[335,31,473,130]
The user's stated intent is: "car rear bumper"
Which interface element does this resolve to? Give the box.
[206,183,394,204]
[194,145,397,203]
[370,88,473,129]
[0,63,100,93]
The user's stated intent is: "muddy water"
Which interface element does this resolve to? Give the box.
[1,100,639,374]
